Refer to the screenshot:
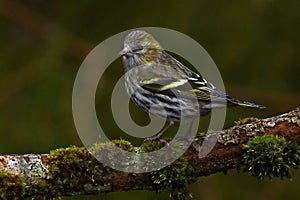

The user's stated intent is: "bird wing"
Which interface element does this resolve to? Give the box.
[137,51,264,109]
[138,51,228,103]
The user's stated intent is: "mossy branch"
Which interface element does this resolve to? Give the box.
[0,107,299,199]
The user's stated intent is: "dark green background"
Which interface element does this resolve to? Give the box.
[0,0,299,199]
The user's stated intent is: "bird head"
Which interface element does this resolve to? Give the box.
[120,30,162,70]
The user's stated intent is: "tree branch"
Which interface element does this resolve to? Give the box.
[0,108,299,198]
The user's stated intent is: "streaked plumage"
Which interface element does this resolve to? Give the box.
[120,30,264,142]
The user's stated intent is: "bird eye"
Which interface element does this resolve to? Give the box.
[132,46,144,52]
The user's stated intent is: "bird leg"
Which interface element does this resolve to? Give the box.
[144,121,175,145]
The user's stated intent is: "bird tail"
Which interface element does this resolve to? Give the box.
[227,97,265,109]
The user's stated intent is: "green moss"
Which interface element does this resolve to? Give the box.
[25,141,133,198]
[25,180,57,200]
[0,171,26,199]
[140,139,186,172]
[235,117,259,126]
[140,140,197,199]
[47,145,111,196]
[89,139,135,170]
[140,140,167,152]
[196,131,206,137]
[146,157,197,200]
[111,139,135,152]
[90,139,135,153]
[243,134,300,180]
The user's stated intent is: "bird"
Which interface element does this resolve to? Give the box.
[120,30,265,143]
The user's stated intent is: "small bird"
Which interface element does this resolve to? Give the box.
[120,30,264,143]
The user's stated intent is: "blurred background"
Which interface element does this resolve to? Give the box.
[0,0,299,199]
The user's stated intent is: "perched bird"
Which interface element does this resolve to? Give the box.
[120,30,264,143]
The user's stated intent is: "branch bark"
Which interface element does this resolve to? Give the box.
[0,108,299,198]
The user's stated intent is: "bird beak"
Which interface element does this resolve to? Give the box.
[119,47,132,57]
